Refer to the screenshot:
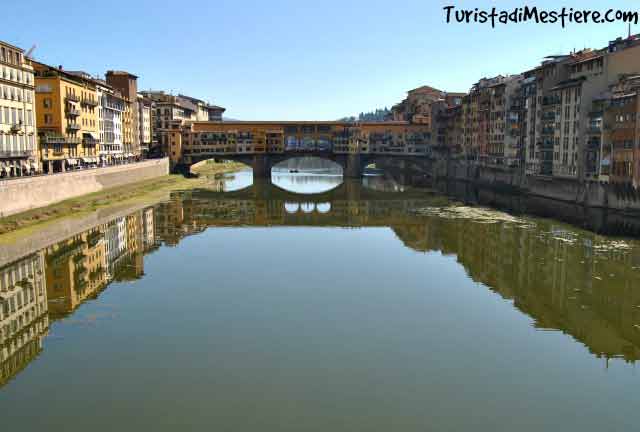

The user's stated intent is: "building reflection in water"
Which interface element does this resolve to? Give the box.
[0,252,48,387]
[393,220,640,363]
[2,177,640,387]
[0,207,157,387]
[156,180,640,364]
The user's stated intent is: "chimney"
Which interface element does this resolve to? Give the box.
[58,65,63,70]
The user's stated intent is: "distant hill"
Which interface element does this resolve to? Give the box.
[339,107,390,122]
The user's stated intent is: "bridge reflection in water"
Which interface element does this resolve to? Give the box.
[2,177,640,389]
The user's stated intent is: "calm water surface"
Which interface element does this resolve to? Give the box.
[1,168,640,431]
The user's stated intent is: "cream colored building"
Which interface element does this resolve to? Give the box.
[137,94,152,154]
[140,91,225,156]
[0,251,49,386]
[0,41,38,177]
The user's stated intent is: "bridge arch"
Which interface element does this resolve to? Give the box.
[284,202,300,213]
[301,202,315,213]
[174,153,435,186]
[270,179,344,197]
[270,156,344,194]
[271,155,343,174]
[316,202,331,213]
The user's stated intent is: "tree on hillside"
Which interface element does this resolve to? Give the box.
[338,107,390,122]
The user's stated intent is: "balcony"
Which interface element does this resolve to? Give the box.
[83,137,99,146]
[66,109,81,117]
[67,123,81,132]
[46,238,85,265]
[0,150,30,158]
[81,97,98,107]
[67,137,82,145]
[66,94,80,103]
[542,97,561,106]
[10,122,23,132]
[41,135,66,144]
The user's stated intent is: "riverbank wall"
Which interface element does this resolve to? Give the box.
[0,158,170,218]
[380,158,640,214]
[0,194,171,268]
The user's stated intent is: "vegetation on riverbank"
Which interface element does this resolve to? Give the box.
[0,161,245,237]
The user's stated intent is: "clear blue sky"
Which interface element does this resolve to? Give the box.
[4,0,638,120]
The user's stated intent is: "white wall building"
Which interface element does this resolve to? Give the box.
[137,94,152,153]
[97,82,124,164]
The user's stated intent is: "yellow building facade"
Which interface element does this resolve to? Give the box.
[33,62,100,173]
[122,99,136,159]
[168,121,434,165]
[44,227,108,316]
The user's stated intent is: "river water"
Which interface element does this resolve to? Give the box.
[1,168,640,431]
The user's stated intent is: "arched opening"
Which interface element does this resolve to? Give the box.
[271,156,343,194]
[316,202,331,213]
[301,202,315,213]
[284,202,300,214]
[190,158,254,192]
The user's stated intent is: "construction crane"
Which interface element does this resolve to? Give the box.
[25,44,36,59]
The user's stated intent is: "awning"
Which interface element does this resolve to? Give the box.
[67,159,78,165]
[83,132,99,140]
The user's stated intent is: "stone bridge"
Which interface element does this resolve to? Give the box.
[177,152,434,179]
[168,120,441,178]
[162,179,446,231]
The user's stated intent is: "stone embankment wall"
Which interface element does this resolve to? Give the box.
[0,158,169,218]
[380,158,640,213]
[0,196,170,268]
[450,161,640,213]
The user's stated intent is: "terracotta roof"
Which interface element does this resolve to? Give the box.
[407,85,443,95]
[106,70,138,79]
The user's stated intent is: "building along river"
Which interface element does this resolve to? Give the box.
[0,166,639,431]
